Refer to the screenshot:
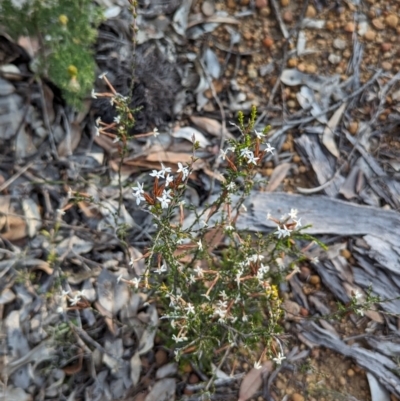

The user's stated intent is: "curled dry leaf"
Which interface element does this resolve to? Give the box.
[190,115,233,139]
[322,102,347,158]
[144,378,176,401]
[172,126,210,148]
[238,361,273,401]
[138,304,159,356]
[130,351,142,387]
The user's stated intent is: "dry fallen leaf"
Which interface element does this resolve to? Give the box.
[238,361,273,401]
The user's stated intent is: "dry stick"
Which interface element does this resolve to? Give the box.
[0,161,35,192]
[269,0,289,39]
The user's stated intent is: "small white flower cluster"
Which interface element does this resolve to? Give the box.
[274,208,302,239]
[131,162,190,208]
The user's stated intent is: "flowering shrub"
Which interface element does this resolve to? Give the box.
[94,72,327,370]
[0,0,104,109]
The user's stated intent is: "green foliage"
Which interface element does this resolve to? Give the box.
[0,0,104,109]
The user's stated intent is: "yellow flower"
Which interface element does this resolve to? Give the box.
[68,76,80,92]
[58,14,68,26]
[67,65,78,78]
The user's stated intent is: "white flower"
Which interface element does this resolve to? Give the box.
[197,240,203,251]
[241,204,247,212]
[254,130,265,139]
[132,182,144,194]
[194,265,204,278]
[259,263,270,274]
[242,313,248,322]
[69,294,81,306]
[254,361,262,370]
[273,352,286,365]
[265,143,275,154]
[130,277,141,288]
[149,169,163,178]
[226,182,236,191]
[129,257,134,266]
[185,303,195,315]
[217,300,228,309]
[165,174,174,187]
[95,117,102,126]
[117,274,123,283]
[177,162,189,180]
[61,290,70,297]
[274,225,292,239]
[95,126,100,136]
[276,257,285,270]
[219,148,229,160]
[289,208,298,219]
[294,218,302,228]
[172,334,187,343]
[160,163,172,178]
[153,127,159,137]
[247,153,259,165]
[157,194,171,209]
[225,225,234,232]
[240,147,253,158]
[98,72,108,79]
[91,89,97,99]
[154,264,168,274]
[354,290,363,302]
[219,290,228,300]
[188,274,196,284]
[113,116,121,124]
[133,191,145,206]
[267,212,272,220]
[311,256,319,264]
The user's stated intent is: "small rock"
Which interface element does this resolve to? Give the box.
[382,61,392,71]
[255,0,267,8]
[344,22,355,33]
[300,307,309,317]
[306,63,317,74]
[372,18,384,30]
[364,30,376,41]
[283,10,293,23]
[385,14,398,29]
[243,30,252,41]
[328,54,341,64]
[297,63,306,72]
[309,275,320,285]
[306,5,316,18]
[188,373,199,384]
[155,349,168,366]
[348,121,358,135]
[381,43,392,52]
[339,376,346,386]
[326,21,335,31]
[287,100,296,108]
[280,0,290,6]
[248,67,258,79]
[340,248,351,259]
[263,37,274,48]
[347,368,355,377]
[342,49,351,58]
[287,58,298,68]
[0,64,22,80]
[292,154,301,163]
[227,0,236,9]
[333,38,347,50]
[260,7,271,17]
[201,0,215,17]
[291,393,305,401]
